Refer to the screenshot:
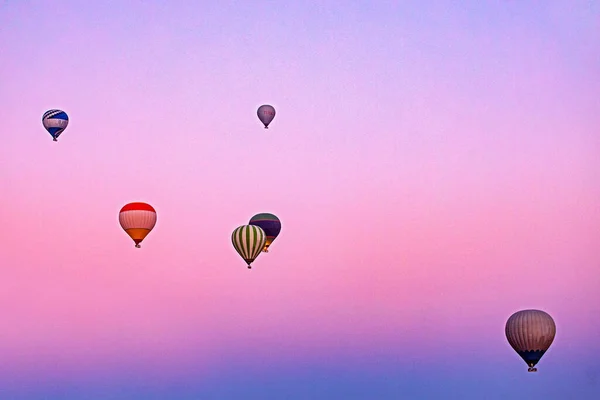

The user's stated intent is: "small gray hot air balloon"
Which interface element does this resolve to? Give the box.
[257,104,276,129]
[505,309,556,372]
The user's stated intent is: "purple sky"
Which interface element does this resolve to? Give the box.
[1,1,599,399]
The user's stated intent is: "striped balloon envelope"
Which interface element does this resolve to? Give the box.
[249,213,281,252]
[119,202,157,248]
[42,109,69,142]
[505,309,556,372]
[231,225,266,269]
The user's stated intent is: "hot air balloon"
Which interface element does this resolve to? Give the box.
[119,202,157,248]
[42,109,69,142]
[505,309,556,372]
[249,213,281,252]
[231,224,266,269]
[257,104,276,129]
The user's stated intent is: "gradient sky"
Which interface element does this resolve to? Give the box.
[1,1,599,399]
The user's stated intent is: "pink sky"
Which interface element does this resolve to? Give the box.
[0,1,599,398]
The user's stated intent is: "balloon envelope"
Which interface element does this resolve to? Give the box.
[232,224,266,268]
[42,109,69,141]
[505,309,556,371]
[257,105,276,128]
[249,213,281,252]
[119,202,157,248]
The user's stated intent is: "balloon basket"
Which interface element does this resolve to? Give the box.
[135,244,141,248]
[527,368,537,372]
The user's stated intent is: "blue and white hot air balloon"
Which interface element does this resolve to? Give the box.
[42,109,69,142]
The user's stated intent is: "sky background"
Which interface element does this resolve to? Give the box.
[1,1,599,399]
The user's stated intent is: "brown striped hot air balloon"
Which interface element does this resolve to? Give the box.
[119,202,157,248]
[231,224,266,269]
[505,309,556,372]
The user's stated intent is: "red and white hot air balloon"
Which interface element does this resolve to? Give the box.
[118,202,157,248]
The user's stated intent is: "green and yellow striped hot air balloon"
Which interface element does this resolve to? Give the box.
[231,225,266,269]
